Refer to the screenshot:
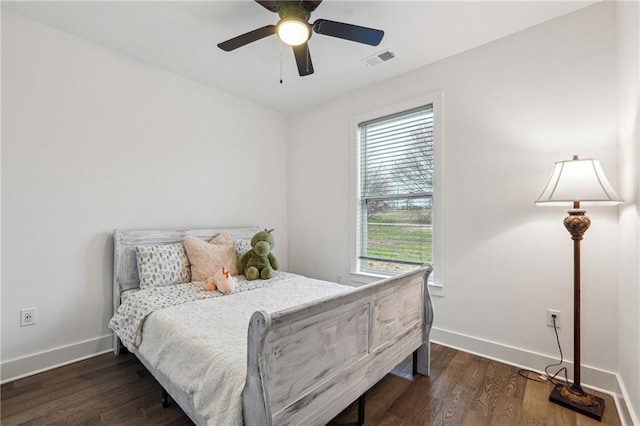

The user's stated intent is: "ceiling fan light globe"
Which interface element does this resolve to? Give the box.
[277,19,310,46]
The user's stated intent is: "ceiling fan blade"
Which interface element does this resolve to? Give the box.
[301,0,323,12]
[254,0,279,12]
[292,42,314,76]
[218,25,277,52]
[312,19,384,46]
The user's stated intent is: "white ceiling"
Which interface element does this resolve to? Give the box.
[3,0,596,114]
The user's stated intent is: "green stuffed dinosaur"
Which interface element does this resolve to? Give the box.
[239,229,279,280]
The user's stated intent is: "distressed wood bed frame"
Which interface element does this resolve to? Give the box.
[112,227,434,425]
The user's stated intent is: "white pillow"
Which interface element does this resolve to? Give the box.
[136,243,191,289]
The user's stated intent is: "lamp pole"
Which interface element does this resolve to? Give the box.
[548,201,605,419]
[563,201,589,393]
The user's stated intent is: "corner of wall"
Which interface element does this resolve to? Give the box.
[616,0,640,424]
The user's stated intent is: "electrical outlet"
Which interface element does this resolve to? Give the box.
[546,309,561,328]
[20,308,37,326]
[336,273,342,284]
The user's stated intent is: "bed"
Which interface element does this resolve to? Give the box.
[109,226,434,425]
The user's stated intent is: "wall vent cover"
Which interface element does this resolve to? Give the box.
[363,49,395,67]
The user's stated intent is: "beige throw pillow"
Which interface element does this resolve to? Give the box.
[183,232,238,281]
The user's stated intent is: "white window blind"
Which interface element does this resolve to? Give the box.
[358,104,434,274]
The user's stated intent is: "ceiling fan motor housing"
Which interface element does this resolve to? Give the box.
[277,1,311,21]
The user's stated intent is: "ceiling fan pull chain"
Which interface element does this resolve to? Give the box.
[280,39,284,84]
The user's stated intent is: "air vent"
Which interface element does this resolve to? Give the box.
[363,49,395,67]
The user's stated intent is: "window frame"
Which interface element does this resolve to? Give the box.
[349,92,444,296]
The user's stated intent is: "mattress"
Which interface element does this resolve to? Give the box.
[109,272,351,425]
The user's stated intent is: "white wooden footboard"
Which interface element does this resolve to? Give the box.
[242,266,434,426]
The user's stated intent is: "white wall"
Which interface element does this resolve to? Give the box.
[288,1,622,390]
[1,10,288,380]
[617,0,640,423]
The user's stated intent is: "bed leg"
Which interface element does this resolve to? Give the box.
[357,393,365,425]
[415,342,431,376]
[412,350,418,376]
[162,389,171,408]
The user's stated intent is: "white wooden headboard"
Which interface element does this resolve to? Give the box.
[112,226,260,351]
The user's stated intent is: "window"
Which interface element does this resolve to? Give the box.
[357,105,434,275]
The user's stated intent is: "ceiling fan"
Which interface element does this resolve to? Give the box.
[217,0,384,77]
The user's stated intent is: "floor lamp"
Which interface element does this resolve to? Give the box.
[535,155,623,420]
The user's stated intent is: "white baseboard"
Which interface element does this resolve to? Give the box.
[615,372,640,426]
[431,327,636,425]
[1,334,113,384]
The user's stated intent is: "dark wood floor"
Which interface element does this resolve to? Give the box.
[1,343,620,425]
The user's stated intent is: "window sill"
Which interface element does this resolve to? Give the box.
[349,272,444,297]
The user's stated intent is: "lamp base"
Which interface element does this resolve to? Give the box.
[549,384,604,421]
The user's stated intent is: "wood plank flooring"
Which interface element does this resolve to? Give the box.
[1,343,621,425]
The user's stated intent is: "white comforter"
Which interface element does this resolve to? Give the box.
[120,273,351,425]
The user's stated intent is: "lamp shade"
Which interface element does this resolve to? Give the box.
[535,156,623,206]
[277,18,310,46]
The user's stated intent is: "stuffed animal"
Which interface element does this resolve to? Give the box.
[203,276,217,291]
[203,266,237,294]
[239,229,279,280]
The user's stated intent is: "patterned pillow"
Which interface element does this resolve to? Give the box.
[234,238,252,259]
[183,232,238,281]
[136,243,191,289]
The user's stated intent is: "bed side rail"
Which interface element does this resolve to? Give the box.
[242,265,433,426]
